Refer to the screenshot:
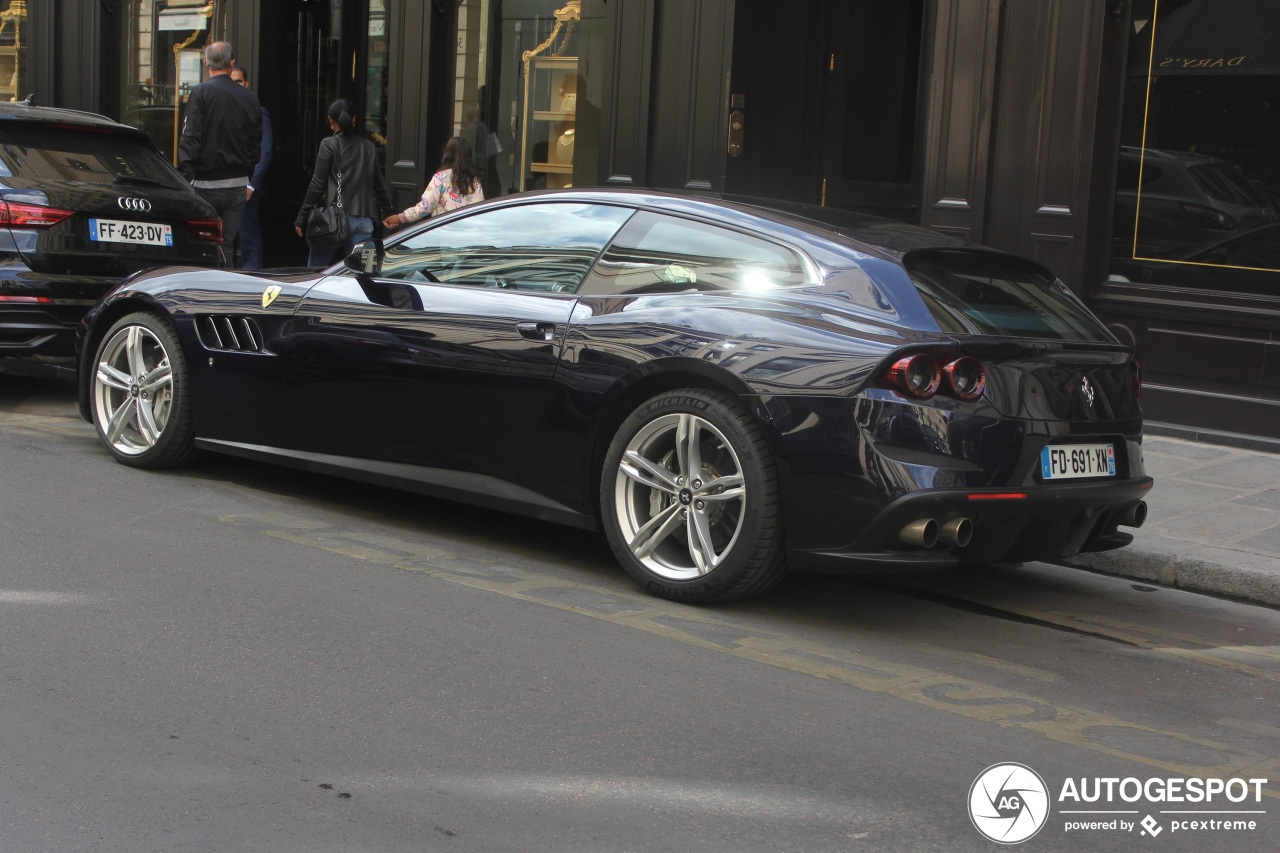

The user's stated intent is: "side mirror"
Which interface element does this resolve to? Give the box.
[344,239,382,276]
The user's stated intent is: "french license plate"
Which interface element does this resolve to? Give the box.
[89,218,173,247]
[1041,443,1116,480]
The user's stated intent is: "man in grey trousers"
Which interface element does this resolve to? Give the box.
[178,41,262,267]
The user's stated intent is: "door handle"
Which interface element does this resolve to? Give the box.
[727,109,745,158]
[516,322,556,341]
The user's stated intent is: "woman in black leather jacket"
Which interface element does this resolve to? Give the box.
[294,98,393,267]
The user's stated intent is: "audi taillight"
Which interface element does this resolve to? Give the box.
[187,218,224,243]
[880,354,942,399]
[0,200,74,229]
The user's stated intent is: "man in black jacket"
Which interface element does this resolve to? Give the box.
[178,41,262,267]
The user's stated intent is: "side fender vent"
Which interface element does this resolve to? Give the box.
[196,315,266,353]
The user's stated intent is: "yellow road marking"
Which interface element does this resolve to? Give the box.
[225,512,1280,798]
[1056,611,1280,661]
[15,407,1277,794]
[909,642,1062,682]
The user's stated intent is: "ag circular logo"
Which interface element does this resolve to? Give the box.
[968,763,1050,844]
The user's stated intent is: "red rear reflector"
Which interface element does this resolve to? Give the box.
[0,295,54,303]
[187,218,224,243]
[0,201,74,229]
[967,492,1029,501]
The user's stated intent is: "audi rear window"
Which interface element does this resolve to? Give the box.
[904,248,1113,342]
[0,123,187,190]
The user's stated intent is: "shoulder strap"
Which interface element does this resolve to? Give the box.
[330,136,346,207]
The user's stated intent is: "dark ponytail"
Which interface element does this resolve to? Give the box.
[327,98,356,134]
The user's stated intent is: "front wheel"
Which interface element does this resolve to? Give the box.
[601,389,787,602]
[91,312,196,469]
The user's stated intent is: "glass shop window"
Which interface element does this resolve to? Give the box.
[452,0,605,199]
[366,0,390,154]
[115,0,215,166]
[1109,0,1280,297]
[0,1,30,105]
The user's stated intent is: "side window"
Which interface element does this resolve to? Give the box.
[582,211,809,295]
[379,202,633,293]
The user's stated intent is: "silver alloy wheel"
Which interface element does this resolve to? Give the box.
[93,323,175,456]
[613,411,747,580]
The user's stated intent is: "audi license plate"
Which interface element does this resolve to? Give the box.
[89,218,173,247]
[1041,443,1116,480]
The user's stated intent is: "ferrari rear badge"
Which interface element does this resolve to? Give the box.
[262,285,282,308]
[1081,376,1096,406]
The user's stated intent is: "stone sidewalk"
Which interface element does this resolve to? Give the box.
[1064,434,1280,609]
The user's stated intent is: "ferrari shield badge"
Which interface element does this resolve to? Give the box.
[261,285,282,308]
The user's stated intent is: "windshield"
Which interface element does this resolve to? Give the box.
[904,248,1114,342]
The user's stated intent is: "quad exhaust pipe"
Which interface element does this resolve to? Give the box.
[1119,501,1147,529]
[938,517,973,548]
[899,518,939,549]
[899,517,973,550]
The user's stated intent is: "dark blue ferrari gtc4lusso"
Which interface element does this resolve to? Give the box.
[75,189,1152,602]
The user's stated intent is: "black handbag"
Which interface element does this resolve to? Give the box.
[305,142,350,248]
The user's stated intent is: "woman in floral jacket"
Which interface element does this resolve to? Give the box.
[384,136,484,230]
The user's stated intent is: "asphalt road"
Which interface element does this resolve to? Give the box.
[2,373,1278,852]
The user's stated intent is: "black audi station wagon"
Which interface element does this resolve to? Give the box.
[0,101,224,360]
[76,189,1152,602]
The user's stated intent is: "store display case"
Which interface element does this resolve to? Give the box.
[519,1,580,191]
[0,1,28,102]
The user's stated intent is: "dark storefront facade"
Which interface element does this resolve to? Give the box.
[20,0,1280,442]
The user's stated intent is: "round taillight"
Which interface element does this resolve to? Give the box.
[885,354,941,399]
[944,357,986,400]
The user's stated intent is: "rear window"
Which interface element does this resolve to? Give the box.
[904,248,1113,342]
[0,123,187,190]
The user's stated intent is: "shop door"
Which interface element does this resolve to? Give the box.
[255,1,365,267]
[724,0,926,222]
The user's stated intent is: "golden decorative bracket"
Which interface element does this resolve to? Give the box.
[521,0,580,63]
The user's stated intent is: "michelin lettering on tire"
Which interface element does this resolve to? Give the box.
[968,762,1050,844]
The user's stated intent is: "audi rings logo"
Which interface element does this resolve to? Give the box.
[117,197,152,213]
[968,763,1050,844]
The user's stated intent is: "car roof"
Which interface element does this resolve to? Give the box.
[498,187,962,261]
[0,101,150,139]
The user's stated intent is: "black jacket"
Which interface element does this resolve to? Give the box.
[294,133,393,229]
[177,74,262,182]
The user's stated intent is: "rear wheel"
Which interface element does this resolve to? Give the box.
[601,388,787,602]
[91,312,196,468]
